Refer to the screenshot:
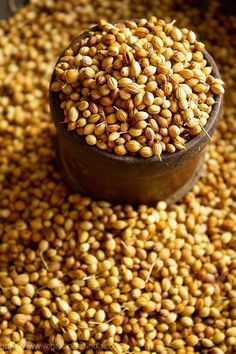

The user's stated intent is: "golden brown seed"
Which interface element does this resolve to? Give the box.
[135,47,148,58]
[148,105,161,114]
[226,328,236,337]
[134,92,144,106]
[163,82,173,95]
[126,140,141,153]
[81,55,93,66]
[139,146,153,158]
[178,97,189,110]
[168,125,181,138]
[132,277,146,289]
[194,83,209,93]
[180,316,193,327]
[170,339,185,349]
[171,27,182,41]
[125,83,141,94]
[152,36,163,50]
[186,335,199,346]
[51,81,62,91]
[190,125,202,135]
[201,338,214,348]
[83,67,95,78]
[65,69,79,83]
[77,101,89,111]
[13,314,29,326]
[116,109,128,122]
[145,127,155,140]
[167,143,176,153]
[213,332,225,344]
[186,118,199,128]
[119,89,131,100]
[14,274,29,286]
[211,83,225,95]
[69,106,79,122]
[55,334,65,350]
[143,92,154,106]
[176,87,187,99]
[85,135,97,145]
[134,111,149,121]
[19,304,35,315]
[56,298,70,313]
[187,30,196,43]
[180,69,194,79]
[157,116,168,128]
[107,75,118,90]
[129,128,143,137]
[143,65,157,76]
[114,145,127,155]
[152,142,163,159]
[130,61,142,78]
[95,309,106,322]
[109,132,120,142]
[87,278,100,290]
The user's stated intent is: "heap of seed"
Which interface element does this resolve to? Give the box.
[51,17,225,158]
[0,1,236,354]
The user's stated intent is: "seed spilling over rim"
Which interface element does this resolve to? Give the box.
[51,17,225,158]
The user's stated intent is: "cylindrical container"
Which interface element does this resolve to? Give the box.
[0,0,27,19]
[219,0,236,13]
[50,22,223,205]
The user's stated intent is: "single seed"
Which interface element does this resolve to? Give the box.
[116,109,128,122]
[130,61,142,78]
[107,75,118,90]
[143,92,154,106]
[148,105,161,114]
[134,111,149,121]
[13,314,29,326]
[56,298,70,313]
[65,69,79,83]
[85,134,97,145]
[169,125,181,138]
[69,106,79,122]
[140,146,153,158]
[152,142,163,160]
[125,83,141,94]
[126,140,141,153]
[211,83,225,95]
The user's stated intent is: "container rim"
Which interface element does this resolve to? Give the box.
[49,19,223,166]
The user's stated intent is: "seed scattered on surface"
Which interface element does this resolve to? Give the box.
[0,1,235,354]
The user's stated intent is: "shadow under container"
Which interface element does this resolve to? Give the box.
[50,23,223,206]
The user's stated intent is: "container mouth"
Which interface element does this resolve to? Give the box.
[49,19,223,166]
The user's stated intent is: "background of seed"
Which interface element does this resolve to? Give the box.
[0,1,235,354]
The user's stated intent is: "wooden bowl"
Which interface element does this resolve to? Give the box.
[50,21,223,205]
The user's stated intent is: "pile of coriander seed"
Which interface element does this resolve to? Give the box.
[51,18,225,158]
[0,1,236,354]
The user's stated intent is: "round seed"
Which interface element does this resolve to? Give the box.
[126,140,141,153]
[85,134,97,145]
[65,69,79,83]
[139,146,153,158]
[116,109,128,122]
[169,125,181,138]
[211,83,225,95]
[69,106,79,122]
